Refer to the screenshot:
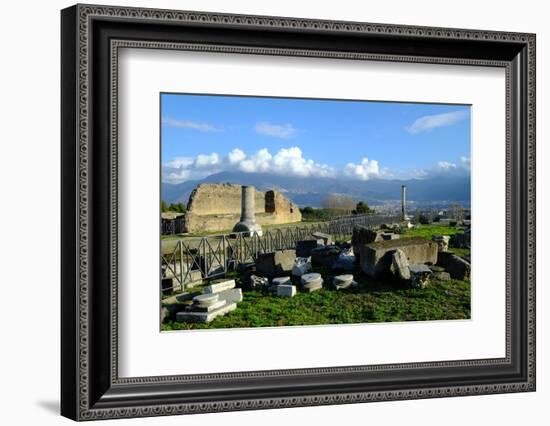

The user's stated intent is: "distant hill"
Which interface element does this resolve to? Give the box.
[161,171,470,208]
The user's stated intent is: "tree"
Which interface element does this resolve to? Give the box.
[160,200,168,213]
[168,202,186,213]
[354,201,374,215]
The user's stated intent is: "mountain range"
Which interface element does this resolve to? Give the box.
[162,171,470,209]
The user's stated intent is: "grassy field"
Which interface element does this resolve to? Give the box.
[161,223,471,330]
[162,266,470,331]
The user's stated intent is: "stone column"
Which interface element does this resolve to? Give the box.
[240,185,256,224]
[233,185,262,236]
[401,185,407,221]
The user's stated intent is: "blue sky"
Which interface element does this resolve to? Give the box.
[161,93,471,184]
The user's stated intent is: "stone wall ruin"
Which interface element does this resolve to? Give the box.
[183,183,302,233]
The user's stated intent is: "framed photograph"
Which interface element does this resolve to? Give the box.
[61,4,536,421]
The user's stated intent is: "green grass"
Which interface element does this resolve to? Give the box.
[162,267,470,331]
[401,224,462,239]
[161,223,472,331]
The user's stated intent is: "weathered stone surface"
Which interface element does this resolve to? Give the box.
[182,183,301,233]
[359,238,438,277]
[249,274,269,289]
[390,249,410,281]
[255,250,296,277]
[380,223,401,232]
[176,302,237,323]
[218,288,243,304]
[292,257,312,276]
[436,251,454,267]
[203,279,236,294]
[301,272,322,284]
[381,233,400,241]
[433,271,451,281]
[296,240,320,257]
[311,245,341,268]
[311,232,332,245]
[193,293,220,306]
[276,284,296,297]
[352,226,381,260]
[331,248,356,271]
[409,264,433,289]
[333,274,355,290]
[189,299,227,312]
[333,274,354,284]
[303,280,323,292]
[450,229,471,249]
[445,255,471,280]
[272,276,292,286]
[301,272,323,292]
[432,235,451,252]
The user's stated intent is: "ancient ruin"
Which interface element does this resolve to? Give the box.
[182,183,301,233]
[232,185,263,236]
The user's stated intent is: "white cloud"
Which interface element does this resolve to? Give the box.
[254,122,297,139]
[239,148,273,174]
[162,148,471,185]
[162,146,336,184]
[406,110,468,134]
[162,117,219,132]
[435,161,457,170]
[227,148,246,164]
[163,156,194,169]
[195,153,221,168]
[343,158,380,180]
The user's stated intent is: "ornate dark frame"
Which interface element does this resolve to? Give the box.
[60,3,536,421]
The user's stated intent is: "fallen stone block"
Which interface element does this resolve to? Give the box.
[249,274,269,289]
[276,284,296,297]
[296,240,320,257]
[301,272,323,292]
[203,279,236,294]
[333,274,355,290]
[352,226,383,261]
[359,237,438,278]
[218,288,243,304]
[193,293,220,306]
[311,231,332,245]
[381,233,400,241]
[390,249,410,281]
[311,245,341,268]
[256,250,296,277]
[272,276,292,286]
[446,255,470,280]
[189,299,227,312]
[409,264,433,289]
[331,249,356,271]
[176,302,237,323]
[450,229,471,249]
[292,257,312,276]
[432,235,451,252]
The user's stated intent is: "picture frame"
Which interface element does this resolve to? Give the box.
[60,3,536,421]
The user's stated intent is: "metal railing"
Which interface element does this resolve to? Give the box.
[161,214,401,291]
